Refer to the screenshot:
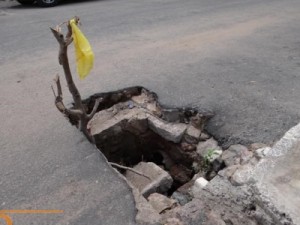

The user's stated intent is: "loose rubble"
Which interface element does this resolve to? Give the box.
[80,87,284,225]
[147,193,177,214]
[125,162,173,197]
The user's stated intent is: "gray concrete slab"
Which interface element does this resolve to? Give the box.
[252,123,300,225]
[263,144,300,225]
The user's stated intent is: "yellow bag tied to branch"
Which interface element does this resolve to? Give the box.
[70,19,94,80]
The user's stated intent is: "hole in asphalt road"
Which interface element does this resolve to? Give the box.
[71,87,223,197]
[64,87,277,224]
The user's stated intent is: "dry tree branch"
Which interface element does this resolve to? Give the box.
[87,98,102,120]
[51,18,151,179]
[54,75,62,97]
[109,162,151,180]
[51,85,57,98]
[50,17,97,144]
[53,75,83,117]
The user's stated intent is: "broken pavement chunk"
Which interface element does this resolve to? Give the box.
[186,125,201,139]
[221,150,240,167]
[133,189,162,225]
[192,177,209,197]
[148,115,187,143]
[125,162,173,197]
[230,164,254,186]
[147,193,177,214]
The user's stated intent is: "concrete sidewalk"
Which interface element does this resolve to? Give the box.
[252,123,300,225]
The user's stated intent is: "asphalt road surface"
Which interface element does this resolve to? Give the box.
[1,0,300,146]
[0,0,300,223]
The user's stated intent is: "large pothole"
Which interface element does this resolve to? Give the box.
[85,87,218,193]
[67,87,280,225]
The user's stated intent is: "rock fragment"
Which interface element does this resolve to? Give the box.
[125,162,173,197]
[227,144,248,154]
[230,164,254,186]
[192,177,209,197]
[133,189,161,225]
[249,143,268,152]
[222,144,253,166]
[186,126,201,139]
[184,126,201,144]
[171,191,191,206]
[148,115,187,143]
[240,148,253,165]
[147,193,177,214]
[199,132,210,141]
[218,165,240,179]
[194,177,209,189]
[221,150,240,166]
[254,147,271,159]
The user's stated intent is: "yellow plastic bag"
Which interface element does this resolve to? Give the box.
[70,19,94,80]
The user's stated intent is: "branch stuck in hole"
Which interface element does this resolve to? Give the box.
[110,162,151,180]
[50,17,99,143]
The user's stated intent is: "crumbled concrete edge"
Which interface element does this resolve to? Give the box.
[103,155,162,225]
[90,148,138,225]
[251,123,300,225]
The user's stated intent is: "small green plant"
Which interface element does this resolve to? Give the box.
[202,148,219,171]
[205,148,218,161]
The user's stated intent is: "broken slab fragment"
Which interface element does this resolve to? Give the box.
[171,191,191,206]
[194,177,209,189]
[240,148,254,165]
[254,147,271,159]
[183,125,201,144]
[192,177,209,197]
[131,90,162,116]
[218,164,240,179]
[186,125,201,139]
[227,144,248,155]
[147,193,177,214]
[230,164,255,186]
[249,143,268,152]
[221,144,253,166]
[88,102,147,136]
[132,188,162,225]
[221,150,240,167]
[125,162,173,198]
[199,132,210,141]
[148,115,187,143]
